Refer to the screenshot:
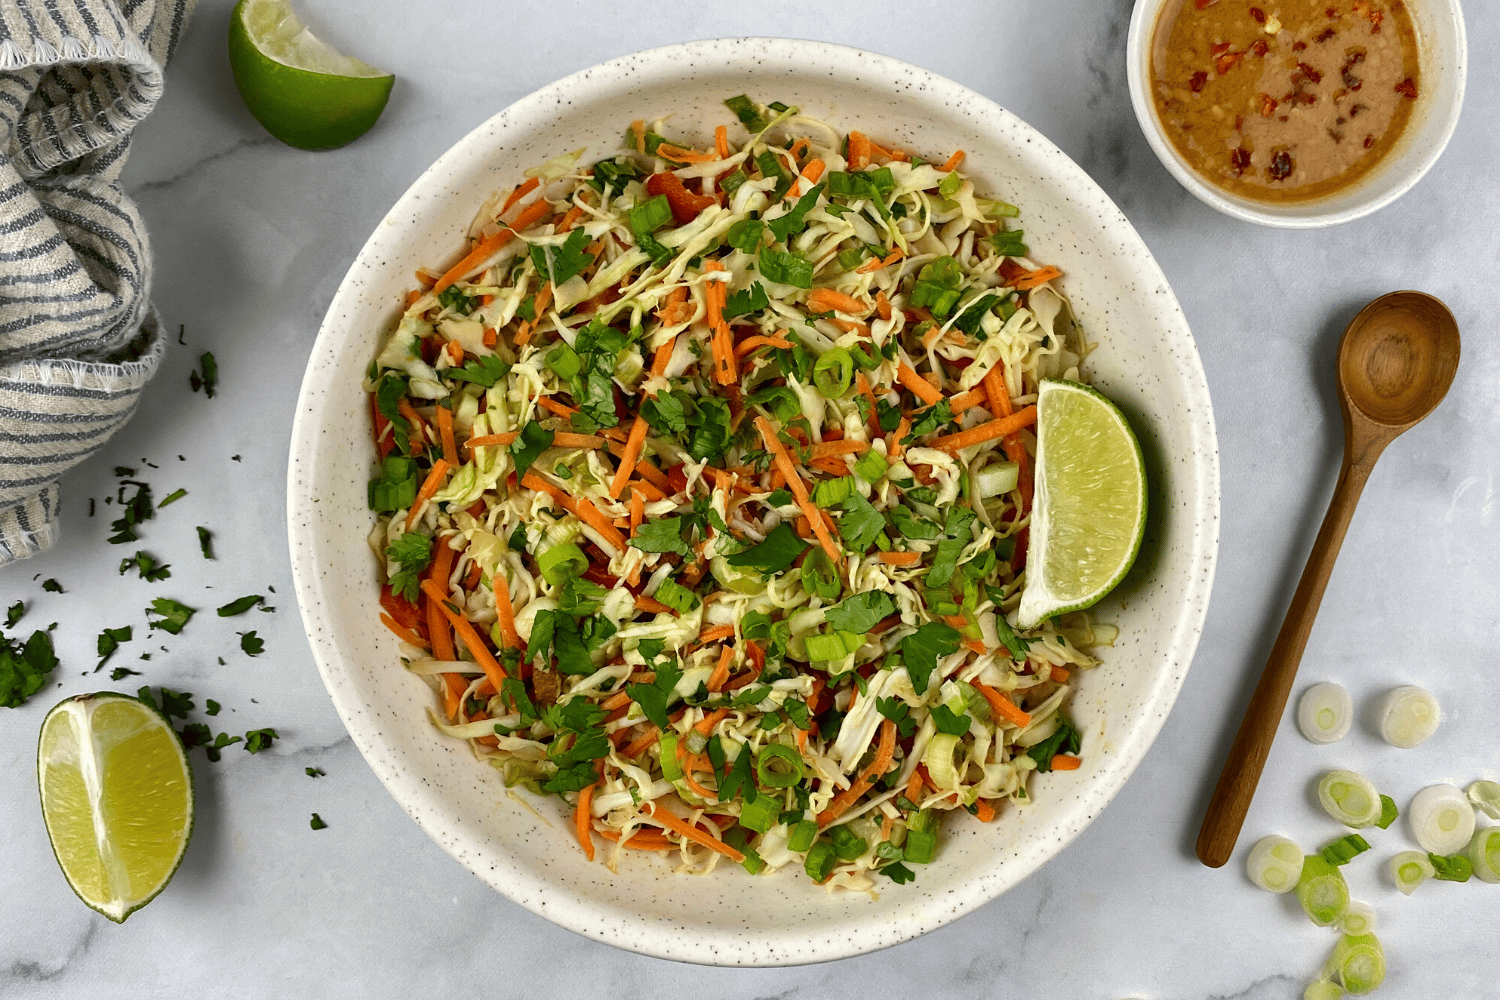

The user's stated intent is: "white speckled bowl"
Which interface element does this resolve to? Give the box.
[288,38,1219,965]
[1127,0,1467,228]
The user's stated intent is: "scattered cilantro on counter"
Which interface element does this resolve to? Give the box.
[309,813,328,830]
[239,631,264,656]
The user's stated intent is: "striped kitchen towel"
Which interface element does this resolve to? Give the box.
[0,0,192,565]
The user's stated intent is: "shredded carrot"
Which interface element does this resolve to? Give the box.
[492,569,521,651]
[733,333,793,356]
[929,406,1037,452]
[806,287,868,316]
[645,803,745,862]
[809,439,869,459]
[380,612,428,649]
[874,289,893,321]
[655,286,689,326]
[628,490,645,537]
[405,458,451,530]
[847,130,872,171]
[404,288,422,309]
[482,327,497,348]
[432,198,551,295]
[436,406,457,465]
[441,672,468,723]
[622,727,660,759]
[500,176,540,215]
[963,638,987,655]
[556,204,585,233]
[464,432,518,449]
[921,323,946,349]
[704,644,735,693]
[1050,665,1071,683]
[1010,265,1063,291]
[576,780,598,860]
[420,578,509,691]
[445,339,464,366]
[1051,754,1083,771]
[634,593,676,617]
[940,149,966,172]
[396,398,429,452]
[656,142,716,164]
[905,769,926,805]
[855,371,882,440]
[895,360,944,406]
[714,124,729,158]
[983,365,1013,418]
[755,416,841,565]
[973,797,997,822]
[608,415,651,499]
[599,827,676,851]
[550,432,606,449]
[702,262,737,386]
[785,157,825,199]
[877,550,921,566]
[696,624,736,646]
[809,455,852,476]
[521,471,628,552]
[601,687,633,712]
[415,268,439,289]
[425,540,457,662]
[972,680,1032,729]
[818,719,897,826]
[856,247,906,274]
[630,120,646,155]
[649,333,678,378]
[536,396,578,418]
[887,415,911,458]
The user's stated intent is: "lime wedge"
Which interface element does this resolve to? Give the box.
[1016,378,1147,629]
[37,693,194,922]
[227,0,395,150]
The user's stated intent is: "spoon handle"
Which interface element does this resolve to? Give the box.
[1196,446,1383,868]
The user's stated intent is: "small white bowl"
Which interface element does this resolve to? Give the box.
[1127,0,1467,228]
[289,37,1220,964]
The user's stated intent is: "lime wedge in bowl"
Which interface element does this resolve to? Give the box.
[37,692,194,922]
[227,0,395,150]
[1017,378,1148,629]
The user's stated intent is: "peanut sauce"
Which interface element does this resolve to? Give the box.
[1150,0,1420,202]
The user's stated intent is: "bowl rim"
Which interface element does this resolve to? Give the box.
[289,35,1221,964]
[1125,0,1469,229]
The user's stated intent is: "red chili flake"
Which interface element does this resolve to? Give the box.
[1349,102,1367,117]
[1269,150,1294,181]
[1212,41,1231,56]
[1216,51,1244,74]
[1196,0,1218,8]
[1279,114,1290,122]
[1250,6,1266,22]
[1395,77,1418,99]
[1326,7,1337,17]
[1230,147,1252,175]
[1327,127,1344,143]
[1252,39,1269,56]
[1298,62,1324,84]
[1316,27,1337,42]
[1259,93,1279,117]
[1190,70,1209,92]
[1364,134,1375,148]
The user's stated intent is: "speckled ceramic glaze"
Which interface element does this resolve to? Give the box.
[1127,0,1467,228]
[288,38,1219,966]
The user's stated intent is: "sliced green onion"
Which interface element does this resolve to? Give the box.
[758,245,813,288]
[1245,834,1304,893]
[1376,794,1399,830]
[804,632,848,662]
[738,791,781,833]
[811,475,854,507]
[904,829,936,865]
[1318,769,1382,828]
[1388,849,1433,895]
[836,246,867,270]
[854,449,888,484]
[629,194,673,235]
[1429,851,1473,882]
[937,170,962,199]
[1408,783,1475,854]
[787,818,817,853]
[1468,780,1500,820]
[1339,900,1376,937]
[658,732,682,781]
[723,94,767,132]
[1322,933,1385,996]
[537,542,588,586]
[546,341,582,379]
[813,347,855,399]
[1303,981,1343,1000]
[653,578,699,614]
[973,461,1019,498]
[1296,855,1351,927]
[727,218,764,254]
[756,743,805,788]
[923,732,961,790]
[804,840,838,881]
[1467,826,1500,883]
[800,546,841,601]
[739,843,766,875]
[829,825,868,861]
[1320,833,1371,867]
[1297,681,1352,744]
[1376,684,1441,748]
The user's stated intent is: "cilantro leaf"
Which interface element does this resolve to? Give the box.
[927,506,976,588]
[824,592,896,634]
[384,531,434,603]
[0,629,58,707]
[437,284,475,313]
[758,245,813,289]
[244,728,279,753]
[189,351,218,398]
[306,767,326,777]
[899,622,961,693]
[4,601,22,628]
[767,183,825,242]
[239,631,265,656]
[524,609,557,668]
[551,616,595,675]
[683,394,732,463]
[717,744,757,803]
[930,702,971,736]
[722,281,770,319]
[107,481,153,544]
[445,355,512,388]
[507,523,528,553]
[146,598,195,634]
[310,813,329,830]
[1027,717,1082,772]
[875,696,917,739]
[641,388,690,436]
[118,550,171,582]
[882,862,917,884]
[626,664,684,731]
[197,526,214,560]
[837,492,885,552]
[724,522,807,577]
[41,579,63,594]
[908,399,954,439]
[109,666,141,681]
[990,607,1032,661]
[628,517,693,560]
[528,228,596,288]
[95,626,132,671]
[510,421,555,480]
[216,594,265,617]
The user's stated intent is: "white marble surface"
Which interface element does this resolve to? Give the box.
[2,0,1497,995]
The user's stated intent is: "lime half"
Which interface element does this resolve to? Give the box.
[228,0,395,150]
[1016,378,1147,629]
[38,693,194,922]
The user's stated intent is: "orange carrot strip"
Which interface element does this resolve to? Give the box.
[964,638,987,655]
[445,339,464,365]
[420,578,508,691]
[847,131,871,171]
[415,268,438,289]
[656,142,715,164]
[600,688,634,712]
[973,797,997,822]
[464,432,519,449]
[440,672,467,722]
[972,681,1032,729]
[608,416,651,499]
[929,406,1037,452]
[405,459,451,530]
[543,432,602,449]
[1050,665,1071,683]
[432,199,551,295]
[1051,755,1083,771]
[630,120,647,155]
[809,439,869,459]
[622,727,660,759]
[556,204,585,233]
[895,360,944,406]
[436,406,458,465]
[817,719,896,826]
[425,540,457,663]
[877,550,921,566]
[714,124,729,158]
[492,569,521,651]
[645,803,746,862]
[785,157,825,199]
[634,594,676,616]
[806,288,867,316]
[887,415,911,459]
[380,612,429,649]
[600,828,677,851]
[629,490,645,537]
[874,289,893,321]
[733,334,793,356]
[500,177,540,215]
[702,262,737,386]
[521,471,628,552]
[855,371,882,440]
[706,645,734,692]
[396,398,429,451]
[754,416,840,565]
[983,365,1014,419]
[940,149,966,172]
[921,323,946,349]
[1010,265,1063,290]
[575,780,598,861]
[649,334,678,378]
[404,288,422,309]
[696,624,736,645]
[905,769,926,804]
[948,387,988,414]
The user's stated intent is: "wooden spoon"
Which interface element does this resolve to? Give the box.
[1196,291,1461,869]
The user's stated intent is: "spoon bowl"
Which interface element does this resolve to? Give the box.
[1197,291,1460,868]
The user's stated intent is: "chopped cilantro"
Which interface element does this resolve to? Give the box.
[437,283,475,313]
[197,526,214,560]
[1027,717,1082,772]
[306,767,325,778]
[899,622,961,693]
[722,281,770,319]
[882,862,917,884]
[216,594,265,617]
[824,591,896,634]
[41,579,63,593]
[384,530,434,603]
[837,492,885,552]
[507,523,528,553]
[628,517,693,560]
[626,664,685,731]
[239,631,264,656]
[717,744,757,802]
[95,625,132,670]
[908,399,954,439]
[724,522,807,577]
[767,183,825,241]
[206,699,221,716]
[510,421,555,480]
[146,598,195,634]
[0,629,58,708]
[118,551,171,582]
[529,228,596,288]
[109,666,140,681]
[107,481,153,544]
[244,727,279,753]
[445,354,512,388]
[310,813,328,830]
[4,601,21,628]
[930,702,971,736]
[875,696,918,739]
[757,245,814,288]
[189,352,218,398]
[927,506,976,588]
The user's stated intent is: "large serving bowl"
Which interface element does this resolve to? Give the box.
[288,38,1219,965]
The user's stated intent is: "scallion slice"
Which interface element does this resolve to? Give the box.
[829,825,867,861]
[923,733,961,790]
[1322,933,1385,996]
[1303,981,1343,1000]
[1408,783,1475,854]
[854,449,888,484]
[756,743,804,788]
[812,347,855,399]
[738,791,781,833]
[800,546,841,602]
[804,632,848,663]
[537,542,588,586]
[1376,684,1441,748]
[1468,780,1500,820]
[1318,769,1382,828]
[1246,834,1304,893]
[1320,833,1371,867]
[1388,850,1433,895]
[1296,855,1351,927]
[1468,827,1500,883]
[1338,900,1376,937]
[811,476,854,507]
[804,841,838,882]
[658,731,682,781]
[787,818,817,853]
[973,461,1019,498]
[904,829,936,864]
[1296,681,1352,744]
